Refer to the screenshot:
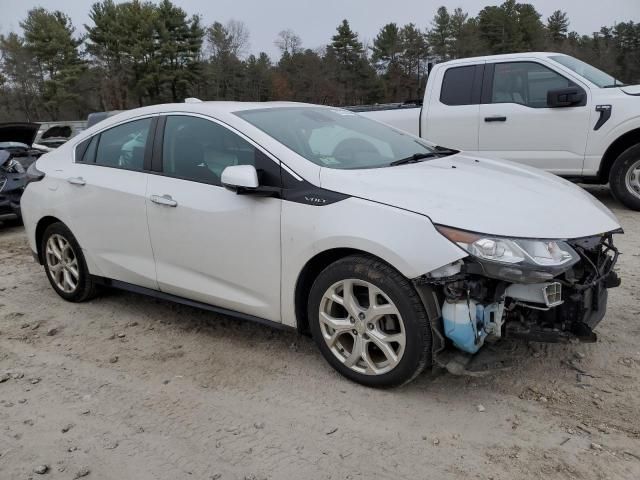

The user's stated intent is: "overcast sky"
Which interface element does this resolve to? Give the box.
[0,0,638,58]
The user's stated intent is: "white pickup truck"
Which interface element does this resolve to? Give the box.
[356,52,640,210]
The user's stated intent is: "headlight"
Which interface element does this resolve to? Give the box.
[436,225,580,283]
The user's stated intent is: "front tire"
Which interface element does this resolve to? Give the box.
[42,222,98,302]
[308,255,432,388]
[609,144,640,211]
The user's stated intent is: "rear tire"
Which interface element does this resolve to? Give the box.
[42,222,98,302]
[308,254,432,388]
[609,144,640,211]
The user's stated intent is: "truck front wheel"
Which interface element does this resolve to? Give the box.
[610,144,640,211]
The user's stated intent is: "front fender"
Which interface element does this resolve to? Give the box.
[280,197,466,327]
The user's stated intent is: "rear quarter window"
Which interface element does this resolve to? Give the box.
[440,66,477,106]
[74,136,98,163]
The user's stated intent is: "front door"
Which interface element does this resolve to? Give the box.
[145,114,282,322]
[478,61,591,175]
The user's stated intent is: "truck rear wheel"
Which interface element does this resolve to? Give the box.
[610,144,640,211]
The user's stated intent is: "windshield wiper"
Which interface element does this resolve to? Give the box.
[390,152,438,166]
[433,146,459,156]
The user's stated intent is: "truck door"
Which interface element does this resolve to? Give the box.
[422,63,484,152]
[478,61,590,176]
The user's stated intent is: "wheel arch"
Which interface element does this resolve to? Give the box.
[35,215,65,265]
[294,248,418,335]
[599,128,640,182]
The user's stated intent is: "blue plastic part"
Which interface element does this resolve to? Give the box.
[442,300,492,354]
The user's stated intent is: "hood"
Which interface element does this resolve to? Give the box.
[319,154,621,239]
[0,122,39,146]
[621,85,640,96]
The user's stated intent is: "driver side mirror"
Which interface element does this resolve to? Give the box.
[547,87,585,108]
[221,164,259,193]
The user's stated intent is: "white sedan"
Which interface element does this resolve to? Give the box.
[20,101,622,387]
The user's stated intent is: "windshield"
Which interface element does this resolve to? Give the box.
[550,55,623,88]
[235,107,437,169]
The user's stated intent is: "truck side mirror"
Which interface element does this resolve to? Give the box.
[547,87,586,108]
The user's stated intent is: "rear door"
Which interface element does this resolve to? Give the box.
[478,61,590,175]
[64,116,158,288]
[422,63,484,151]
[145,114,282,321]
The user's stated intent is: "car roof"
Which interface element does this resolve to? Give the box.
[84,101,328,135]
[439,52,565,66]
[71,101,336,148]
[118,100,317,116]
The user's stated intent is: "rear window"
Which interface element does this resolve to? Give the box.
[95,118,151,171]
[440,66,476,106]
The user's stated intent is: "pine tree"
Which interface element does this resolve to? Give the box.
[371,23,402,71]
[428,7,451,61]
[400,24,428,99]
[20,7,84,118]
[547,10,569,44]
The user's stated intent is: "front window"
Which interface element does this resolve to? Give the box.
[550,55,623,88]
[491,62,574,108]
[161,115,281,187]
[235,107,438,169]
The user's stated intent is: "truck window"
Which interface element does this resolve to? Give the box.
[491,62,574,108]
[440,66,476,106]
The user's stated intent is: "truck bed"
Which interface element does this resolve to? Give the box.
[345,103,422,137]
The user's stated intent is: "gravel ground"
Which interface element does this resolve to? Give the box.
[0,185,639,480]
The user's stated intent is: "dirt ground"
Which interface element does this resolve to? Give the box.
[0,186,639,480]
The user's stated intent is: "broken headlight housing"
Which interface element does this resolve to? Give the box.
[1,158,25,174]
[436,225,580,283]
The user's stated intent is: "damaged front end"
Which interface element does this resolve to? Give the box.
[0,150,29,219]
[416,228,621,366]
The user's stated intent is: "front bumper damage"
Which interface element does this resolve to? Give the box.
[414,233,621,373]
[0,172,27,218]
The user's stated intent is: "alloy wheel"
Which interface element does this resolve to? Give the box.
[45,234,79,294]
[319,279,406,375]
[625,159,640,200]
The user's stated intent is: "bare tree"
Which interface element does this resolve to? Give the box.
[275,29,302,55]
[226,19,250,58]
[207,19,249,59]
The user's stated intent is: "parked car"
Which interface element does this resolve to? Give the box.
[0,122,46,221]
[20,102,622,387]
[35,122,85,149]
[86,111,122,128]
[355,52,640,210]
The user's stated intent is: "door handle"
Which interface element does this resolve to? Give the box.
[150,194,178,207]
[66,176,86,186]
[484,116,507,123]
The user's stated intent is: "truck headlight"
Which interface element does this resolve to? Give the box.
[436,225,580,283]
